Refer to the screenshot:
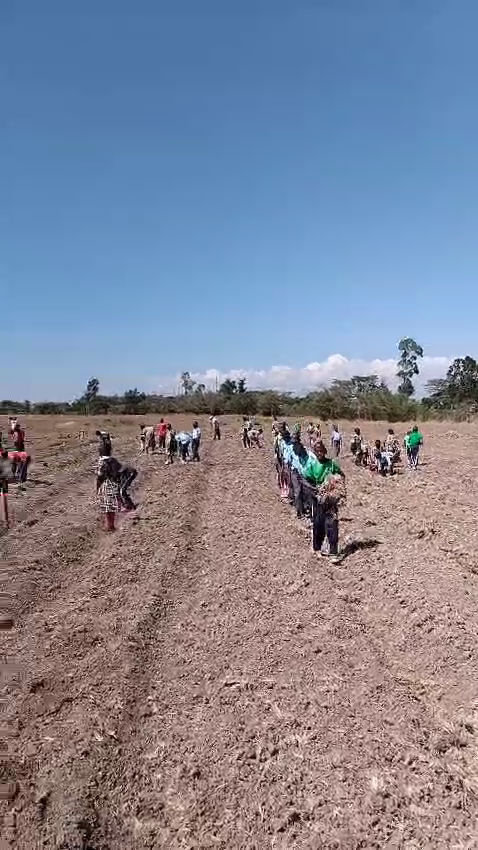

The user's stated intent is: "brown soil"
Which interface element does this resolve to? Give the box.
[3,416,478,848]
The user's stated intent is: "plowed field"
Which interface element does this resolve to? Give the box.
[3,417,478,849]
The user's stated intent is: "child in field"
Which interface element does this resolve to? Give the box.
[96,454,121,532]
[191,421,201,461]
[304,441,346,560]
[140,424,155,454]
[157,418,168,451]
[330,425,342,457]
[165,424,177,465]
[176,431,191,462]
[407,425,423,469]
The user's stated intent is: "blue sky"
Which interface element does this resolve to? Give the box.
[3,0,478,399]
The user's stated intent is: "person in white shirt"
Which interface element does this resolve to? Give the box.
[191,421,201,461]
[330,425,342,458]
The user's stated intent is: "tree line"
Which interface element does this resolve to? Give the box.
[2,340,478,421]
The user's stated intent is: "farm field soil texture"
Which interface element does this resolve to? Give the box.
[3,416,478,848]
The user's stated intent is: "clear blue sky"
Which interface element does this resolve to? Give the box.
[3,0,478,399]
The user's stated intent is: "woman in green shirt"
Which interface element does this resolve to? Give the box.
[407,425,423,469]
[304,442,345,559]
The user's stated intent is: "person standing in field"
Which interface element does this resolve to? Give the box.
[165,424,177,465]
[211,416,221,440]
[242,417,251,448]
[303,441,346,561]
[407,425,423,469]
[140,424,155,454]
[157,418,168,452]
[330,424,342,457]
[191,421,201,461]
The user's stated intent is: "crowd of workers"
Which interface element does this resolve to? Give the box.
[273,420,424,560]
[0,412,424,539]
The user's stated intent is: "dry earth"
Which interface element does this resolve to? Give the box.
[2,416,478,849]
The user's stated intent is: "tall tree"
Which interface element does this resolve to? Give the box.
[84,377,100,402]
[82,377,100,414]
[237,377,247,394]
[397,337,423,397]
[180,371,196,396]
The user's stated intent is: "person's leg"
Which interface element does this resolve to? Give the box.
[105,511,115,531]
[291,470,304,517]
[120,469,137,510]
[312,500,327,552]
[325,509,339,555]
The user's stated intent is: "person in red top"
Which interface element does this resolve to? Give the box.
[157,418,168,452]
[12,424,25,453]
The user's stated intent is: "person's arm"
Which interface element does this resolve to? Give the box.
[332,460,345,479]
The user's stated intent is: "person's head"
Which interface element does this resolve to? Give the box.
[313,441,327,461]
[167,423,172,431]
[139,423,145,431]
[375,439,381,449]
[95,430,101,437]
[193,420,198,429]
[354,427,361,435]
[388,428,394,435]
[101,445,112,458]
[294,440,308,461]
[412,425,418,433]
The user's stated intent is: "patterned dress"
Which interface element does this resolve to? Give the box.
[97,457,120,513]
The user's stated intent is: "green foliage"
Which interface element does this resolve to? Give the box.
[180,371,196,396]
[397,337,423,397]
[7,348,478,420]
[423,356,478,416]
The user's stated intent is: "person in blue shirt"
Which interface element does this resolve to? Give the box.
[176,431,191,463]
[290,436,314,519]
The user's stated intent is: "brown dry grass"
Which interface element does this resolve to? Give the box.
[2,415,478,848]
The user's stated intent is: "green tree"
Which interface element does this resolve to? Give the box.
[180,371,196,396]
[123,388,147,414]
[219,378,237,398]
[237,377,247,394]
[397,337,423,397]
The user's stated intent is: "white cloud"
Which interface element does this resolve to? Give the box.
[153,354,451,396]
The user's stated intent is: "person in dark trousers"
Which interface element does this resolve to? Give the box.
[118,466,137,511]
[211,416,221,440]
[304,441,345,560]
[290,438,311,519]
[242,418,251,448]
[165,425,177,465]
[191,421,201,462]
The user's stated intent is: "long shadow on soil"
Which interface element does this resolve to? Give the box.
[338,537,382,562]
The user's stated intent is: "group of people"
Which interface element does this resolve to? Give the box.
[273,419,425,559]
[139,420,202,464]
[350,425,423,474]
[274,422,346,561]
